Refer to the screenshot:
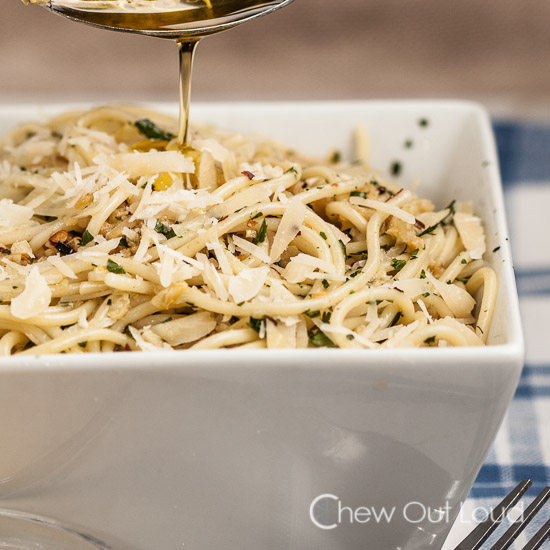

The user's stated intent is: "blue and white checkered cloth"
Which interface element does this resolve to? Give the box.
[443,122,550,549]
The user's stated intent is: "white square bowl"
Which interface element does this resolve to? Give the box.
[0,101,523,550]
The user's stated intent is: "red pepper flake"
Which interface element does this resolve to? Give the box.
[241,170,255,180]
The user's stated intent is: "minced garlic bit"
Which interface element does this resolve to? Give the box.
[0,106,497,354]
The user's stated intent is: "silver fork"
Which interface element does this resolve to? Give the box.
[454,479,550,550]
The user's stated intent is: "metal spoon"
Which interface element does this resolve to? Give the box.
[24,0,295,39]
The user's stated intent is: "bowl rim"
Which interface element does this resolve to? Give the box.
[0,99,524,370]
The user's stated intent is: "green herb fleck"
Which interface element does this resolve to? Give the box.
[308,329,337,348]
[404,139,414,148]
[389,311,403,327]
[419,118,429,128]
[346,334,355,341]
[322,311,332,323]
[78,342,87,348]
[350,191,367,199]
[390,161,402,177]
[253,219,268,245]
[322,279,329,289]
[81,230,94,246]
[461,258,468,264]
[391,258,407,272]
[424,336,436,345]
[248,317,265,333]
[320,231,328,240]
[418,200,456,236]
[409,248,419,260]
[493,246,501,253]
[330,151,341,163]
[134,119,174,141]
[304,310,320,318]
[107,259,125,274]
[339,240,347,260]
[420,269,427,279]
[155,221,176,240]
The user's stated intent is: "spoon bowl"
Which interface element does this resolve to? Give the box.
[35,0,295,39]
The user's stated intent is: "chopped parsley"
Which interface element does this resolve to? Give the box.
[350,191,367,199]
[390,161,402,177]
[252,219,268,244]
[322,279,330,289]
[391,258,407,272]
[304,310,320,318]
[389,311,403,327]
[346,334,355,341]
[424,336,436,345]
[339,240,347,260]
[409,248,419,260]
[134,119,175,141]
[155,221,176,240]
[81,229,94,246]
[308,329,337,348]
[404,139,414,148]
[420,269,427,279]
[419,118,429,128]
[321,311,332,323]
[493,246,501,253]
[330,150,341,163]
[250,212,263,221]
[418,200,456,236]
[285,166,298,176]
[319,231,328,240]
[248,317,265,333]
[106,259,125,274]
[461,258,468,264]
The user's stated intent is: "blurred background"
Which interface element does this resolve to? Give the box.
[2,0,550,117]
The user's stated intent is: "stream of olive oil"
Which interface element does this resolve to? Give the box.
[42,0,285,146]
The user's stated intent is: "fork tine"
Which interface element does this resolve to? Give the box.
[490,487,550,550]
[521,518,550,550]
[454,479,533,550]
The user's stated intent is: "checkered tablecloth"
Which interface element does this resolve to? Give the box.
[443,122,550,549]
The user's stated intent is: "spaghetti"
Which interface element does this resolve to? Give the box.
[0,106,496,354]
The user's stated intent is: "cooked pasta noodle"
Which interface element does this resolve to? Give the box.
[0,106,497,354]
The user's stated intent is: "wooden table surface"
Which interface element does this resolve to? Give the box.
[2,0,550,116]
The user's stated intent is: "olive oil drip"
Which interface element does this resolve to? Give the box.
[178,39,199,146]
